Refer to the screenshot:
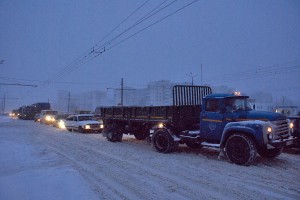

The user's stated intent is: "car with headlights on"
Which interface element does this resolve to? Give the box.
[34,113,41,122]
[64,114,103,133]
[40,110,58,125]
[52,114,70,129]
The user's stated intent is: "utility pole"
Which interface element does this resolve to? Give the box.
[63,92,77,113]
[186,72,198,86]
[121,78,124,106]
[1,94,18,114]
[68,92,70,113]
[107,78,135,106]
[201,64,203,85]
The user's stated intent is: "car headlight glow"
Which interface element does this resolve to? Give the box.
[100,124,104,129]
[58,120,65,129]
[85,125,91,129]
[45,115,51,121]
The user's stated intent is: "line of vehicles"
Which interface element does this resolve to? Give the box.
[9,85,299,166]
[35,111,104,133]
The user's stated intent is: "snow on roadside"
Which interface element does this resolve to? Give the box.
[0,116,98,200]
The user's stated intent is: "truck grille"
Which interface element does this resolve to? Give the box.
[272,120,290,139]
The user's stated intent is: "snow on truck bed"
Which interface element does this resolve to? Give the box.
[0,115,299,200]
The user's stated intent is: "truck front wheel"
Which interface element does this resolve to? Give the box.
[225,133,257,166]
[152,129,178,153]
[258,147,283,158]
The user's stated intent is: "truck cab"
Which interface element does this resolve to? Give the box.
[198,93,294,165]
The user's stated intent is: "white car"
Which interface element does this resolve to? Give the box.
[64,114,103,133]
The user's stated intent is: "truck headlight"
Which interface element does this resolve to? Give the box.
[289,122,294,129]
[267,126,273,140]
[158,123,164,128]
[100,124,104,129]
[85,125,91,129]
[267,127,272,133]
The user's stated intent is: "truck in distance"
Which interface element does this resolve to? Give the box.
[97,85,295,166]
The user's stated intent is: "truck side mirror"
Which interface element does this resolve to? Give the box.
[253,104,256,110]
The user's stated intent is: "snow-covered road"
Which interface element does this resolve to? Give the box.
[0,116,299,200]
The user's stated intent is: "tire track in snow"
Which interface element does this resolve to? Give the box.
[39,131,236,200]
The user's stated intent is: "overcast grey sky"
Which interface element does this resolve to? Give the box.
[1,0,300,111]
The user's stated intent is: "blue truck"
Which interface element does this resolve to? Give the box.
[98,85,295,166]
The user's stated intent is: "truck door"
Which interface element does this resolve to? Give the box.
[201,99,225,142]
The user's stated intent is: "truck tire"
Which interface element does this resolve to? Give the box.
[152,129,178,153]
[225,133,257,166]
[107,124,123,142]
[258,147,283,158]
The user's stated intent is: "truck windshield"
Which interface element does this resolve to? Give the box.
[225,98,252,112]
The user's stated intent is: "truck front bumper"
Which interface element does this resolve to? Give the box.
[268,136,296,149]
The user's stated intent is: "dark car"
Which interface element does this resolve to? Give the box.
[34,113,41,122]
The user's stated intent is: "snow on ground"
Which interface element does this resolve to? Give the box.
[0,115,300,200]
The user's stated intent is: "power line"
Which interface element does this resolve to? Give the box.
[204,64,300,84]
[93,0,178,52]
[61,0,196,78]
[94,0,151,48]
[0,83,38,87]
[44,0,182,84]
[44,0,151,85]
[106,0,199,50]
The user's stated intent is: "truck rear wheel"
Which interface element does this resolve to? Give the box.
[152,129,178,153]
[225,133,257,166]
[106,124,123,142]
[258,147,283,158]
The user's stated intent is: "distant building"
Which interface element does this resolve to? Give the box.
[146,80,174,106]
[249,92,274,112]
[57,90,107,113]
